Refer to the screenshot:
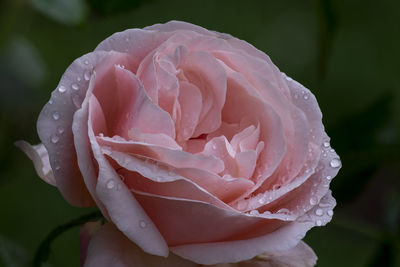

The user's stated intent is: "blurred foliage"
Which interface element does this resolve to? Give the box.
[0,0,399,266]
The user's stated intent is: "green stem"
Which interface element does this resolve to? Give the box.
[33,210,103,267]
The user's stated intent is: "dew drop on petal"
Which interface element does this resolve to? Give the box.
[106,179,115,189]
[249,210,259,215]
[323,142,330,148]
[71,83,79,90]
[139,220,147,228]
[84,71,91,81]
[309,196,318,205]
[77,77,81,82]
[316,220,322,226]
[58,85,66,93]
[330,158,342,168]
[55,165,60,171]
[258,197,266,205]
[327,210,334,216]
[51,134,59,144]
[49,99,53,105]
[315,208,323,216]
[57,126,64,134]
[326,175,332,180]
[52,112,60,120]
[72,94,82,109]
[84,60,89,65]
[303,94,309,100]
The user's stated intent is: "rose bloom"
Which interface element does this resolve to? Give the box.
[18,21,341,266]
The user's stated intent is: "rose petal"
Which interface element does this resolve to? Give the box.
[176,81,203,142]
[83,223,196,267]
[15,141,56,186]
[128,128,181,150]
[132,190,284,247]
[102,150,231,209]
[37,51,126,206]
[170,214,315,265]
[98,136,225,174]
[181,51,227,136]
[211,241,317,267]
[86,97,169,257]
[222,73,286,182]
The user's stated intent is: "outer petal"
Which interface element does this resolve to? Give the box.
[212,241,317,267]
[83,223,196,267]
[171,218,315,265]
[36,50,123,206]
[133,190,285,247]
[15,141,55,186]
[82,89,169,256]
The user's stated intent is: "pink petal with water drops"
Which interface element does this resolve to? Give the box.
[36,50,128,206]
[97,136,225,174]
[83,223,196,267]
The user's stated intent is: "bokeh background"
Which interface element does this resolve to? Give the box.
[1,0,399,266]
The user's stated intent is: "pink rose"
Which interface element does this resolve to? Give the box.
[18,21,341,266]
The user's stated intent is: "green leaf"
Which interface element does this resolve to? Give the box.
[30,0,88,25]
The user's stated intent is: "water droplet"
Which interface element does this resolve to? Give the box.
[277,208,290,215]
[72,94,81,109]
[84,60,89,65]
[263,210,271,215]
[139,220,147,228]
[71,83,79,90]
[58,85,66,93]
[84,71,91,81]
[249,210,259,215]
[309,196,318,205]
[125,37,130,42]
[106,180,115,189]
[326,175,332,180]
[315,208,323,216]
[57,126,64,134]
[303,94,309,100]
[327,210,334,216]
[212,144,217,150]
[323,142,330,148]
[52,112,60,120]
[77,77,81,82]
[51,134,59,144]
[258,197,266,205]
[330,158,341,168]
[316,220,322,226]
[55,165,60,171]
[323,152,327,157]
[49,99,53,104]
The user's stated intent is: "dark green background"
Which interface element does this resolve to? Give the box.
[1,0,399,266]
